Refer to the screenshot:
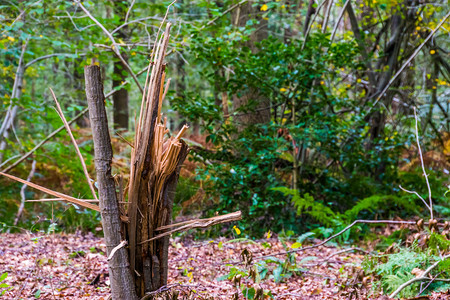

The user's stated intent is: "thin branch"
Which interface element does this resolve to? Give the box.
[0,171,100,212]
[301,0,328,50]
[1,65,149,174]
[139,211,241,245]
[399,185,430,210]
[25,53,84,69]
[330,0,350,42]
[371,11,450,110]
[0,107,88,173]
[26,198,98,203]
[389,254,450,298]
[205,0,248,27]
[74,0,143,94]
[414,108,433,219]
[252,220,417,262]
[49,88,99,202]
[112,16,163,35]
[13,160,36,226]
[124,0,135,24]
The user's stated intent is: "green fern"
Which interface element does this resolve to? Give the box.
[363,246,446,298]
[343,194,421,221]
[272,187,338,227]
[382,272,416,298]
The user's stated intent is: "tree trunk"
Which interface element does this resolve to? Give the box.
[112,60,130,131]
[0,41,26,164]
[112,1,129,131]
[232,1,270,127]
[85,65,138,300]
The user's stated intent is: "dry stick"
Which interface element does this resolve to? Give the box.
[13,160,37,226]
[26,198,98,202]
[75,0,143,94]
[0,66,149,174]
[399,185,430,211]
[139,211,242,245]
[321,0,333,34]
[304,247,369,267]
[301,0,328,50]
[25,53,84,69]
[205,0,248,27]
[155,211,241,231]
[252,220,417,262]
[413,107,433,219]
[0,171,100,211]
[330,0,350,42]
[370,11,450,111]
[417,272,446,296]
[0,107,88,174]
[49,88,99,202]
[389,254,450,298]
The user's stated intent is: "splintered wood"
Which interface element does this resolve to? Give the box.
[126,22,189,295]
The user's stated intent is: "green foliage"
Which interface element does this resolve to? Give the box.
[273,187,337,227]
[0,272,12,296]
[363,243,450,298]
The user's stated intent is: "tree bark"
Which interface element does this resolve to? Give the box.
[85,65,137,300]
[0,41,26,164]
[112,1,130,131]
[232,1,270,127]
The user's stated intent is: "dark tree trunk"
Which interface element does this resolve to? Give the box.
[85,65,137,300]
[112,1,129,131]
[74,57,89,128]
[112,60,129,131]
[232,1,270,127]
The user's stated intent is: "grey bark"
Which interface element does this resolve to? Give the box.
[231,1,270,127]
[0,41,26,164]
[85,65,137,300]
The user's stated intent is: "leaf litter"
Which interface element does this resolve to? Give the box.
[0,233,448,299]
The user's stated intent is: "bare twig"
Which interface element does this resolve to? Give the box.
[26,198,98,203]
[112,16,163,35]
[49,88,99,202]
[124,0,135,24]
[301,0,327,50]
[205,0,248,27]
[139,211,242,245]
[253,220,416,262]
[413,108,433,219]
[0,171,100,211]
[0,107,88,173]
[25,53,84,69]
[371,11,450,110]
[74,0,143,94]
[304,247,369,267]
[389,254,450,298]
[330,0,350,42]
[13,160,37,226]
[399,185,430,211]
[1,65,149,174]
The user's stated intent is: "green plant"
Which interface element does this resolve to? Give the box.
[0,272,12,296]
[363,242,450,298]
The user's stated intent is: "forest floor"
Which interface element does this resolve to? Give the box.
[0,232,447,299]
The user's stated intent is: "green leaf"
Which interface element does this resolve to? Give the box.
[0,273,7,282]
[273,265,284,283]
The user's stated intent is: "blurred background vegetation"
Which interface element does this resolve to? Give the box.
[1,0,449,237]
